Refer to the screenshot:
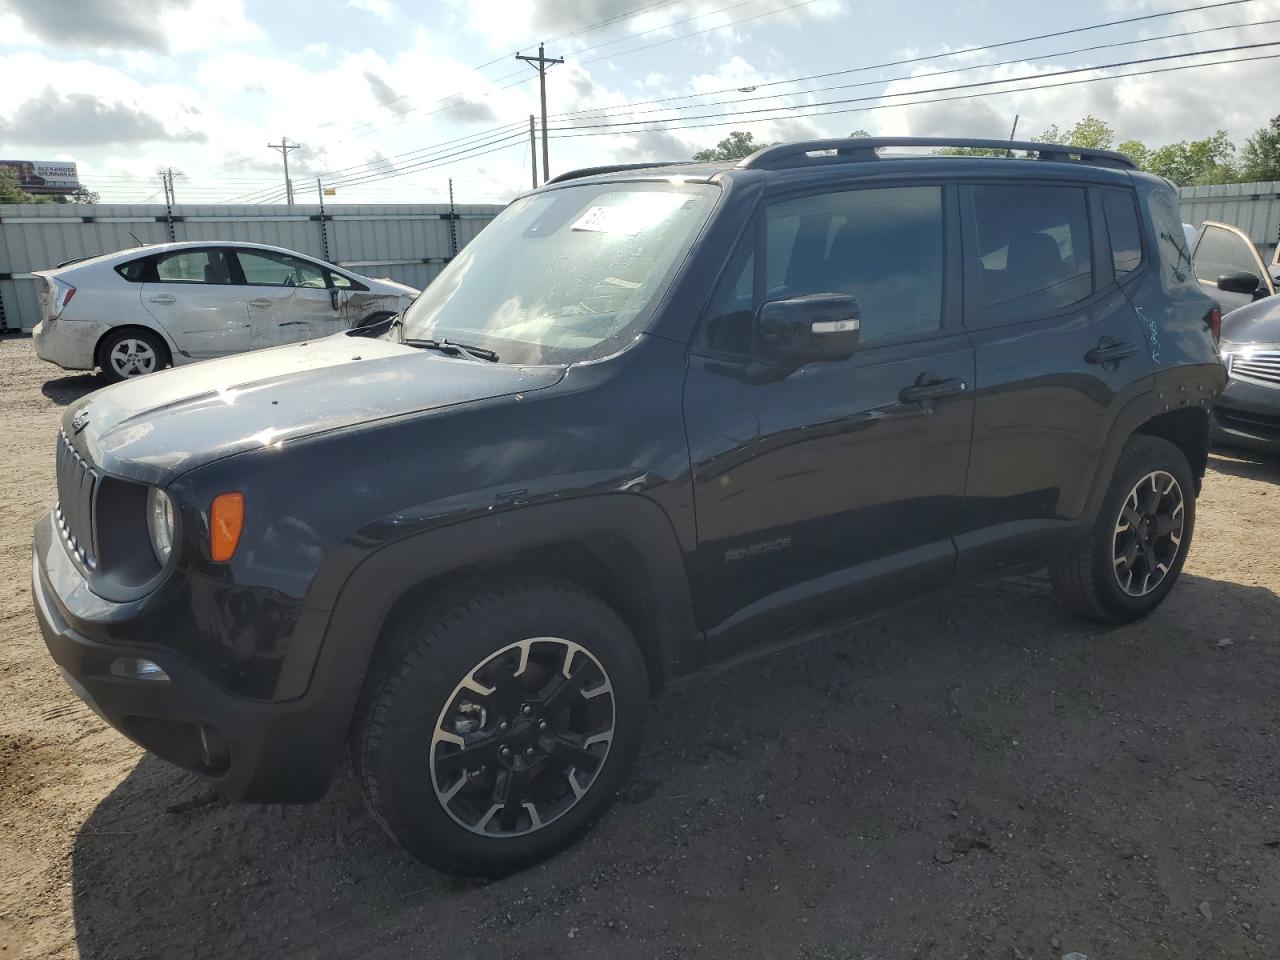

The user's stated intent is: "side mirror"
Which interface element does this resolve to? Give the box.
[757,293,860,366]
[329,288,341,311]
[1217,271,1262,296]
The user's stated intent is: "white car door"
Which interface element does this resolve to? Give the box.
[230,249,346,348]
[1193,221,1277,314]
[139,248,253,358]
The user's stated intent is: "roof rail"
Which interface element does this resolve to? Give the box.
[545,161,701,185]
[738,137,1137,171]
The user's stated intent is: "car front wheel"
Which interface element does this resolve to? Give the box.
[351,578,648,875]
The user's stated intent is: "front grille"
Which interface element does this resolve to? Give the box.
[55,430,99,568]
[1231,350,1280,387]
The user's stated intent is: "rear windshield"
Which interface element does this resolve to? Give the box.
[397,181,719,364]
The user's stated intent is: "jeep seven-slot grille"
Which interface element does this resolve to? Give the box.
[1231,350,1280,387]
[55,430,99,568]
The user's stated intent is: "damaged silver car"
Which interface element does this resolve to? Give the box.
[32,241,418,382]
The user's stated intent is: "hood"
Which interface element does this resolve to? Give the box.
[368,277,420,298]
[64,333,564,485]
[1221,295,1280,350]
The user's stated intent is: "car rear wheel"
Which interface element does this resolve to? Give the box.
[1050,434,1196,623]
[351,578,648,875]
[98,329,169,383]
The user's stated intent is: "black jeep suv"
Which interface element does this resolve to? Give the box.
[33,138,1225,874]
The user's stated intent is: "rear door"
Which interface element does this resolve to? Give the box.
[138,248,252,358]
[955,180,1154,575]
[684,180,974,656]
[1192,220,1275,313]
[230,249,345,348]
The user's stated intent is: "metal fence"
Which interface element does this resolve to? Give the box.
[1179,180,1280,256]
[0,201,504,332]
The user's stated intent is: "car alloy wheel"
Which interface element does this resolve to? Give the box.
[429,637,615,837]
[1112,469,1185,597]
[108,337,158,378]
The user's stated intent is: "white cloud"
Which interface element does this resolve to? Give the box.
[347,0,395,21]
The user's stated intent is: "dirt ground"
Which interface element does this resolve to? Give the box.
[1,334,1278,960]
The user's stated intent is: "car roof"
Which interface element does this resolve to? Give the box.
[45,240,340,277]
[537,138,1141,194]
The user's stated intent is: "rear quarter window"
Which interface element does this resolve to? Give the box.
[115,258,151,283]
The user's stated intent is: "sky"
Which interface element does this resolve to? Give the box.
[1,0,1278,205]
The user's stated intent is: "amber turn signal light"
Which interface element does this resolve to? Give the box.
[210,492,244,562]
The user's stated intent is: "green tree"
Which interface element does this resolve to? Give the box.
[693,131,775,161]
[1117,139,1150,169]
[1144,131,1237,185]
[1064,115,1114,150]
[0,167,42,203]
[69,185,100,204]
[1239,115,1280,182]
[1036,123,1063,144]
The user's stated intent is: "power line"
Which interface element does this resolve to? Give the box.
[550,0,1263,120]
[545,48,1280,140]
[555,13,1280,125]
[545,38,1280,134]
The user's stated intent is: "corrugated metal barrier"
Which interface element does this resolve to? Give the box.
[1178,180,1280,257]
[0,201,503,332]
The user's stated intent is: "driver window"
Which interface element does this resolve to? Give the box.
[235,250,328,287]
[766,186,944,344]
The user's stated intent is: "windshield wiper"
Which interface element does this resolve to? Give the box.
[401,338,499,363]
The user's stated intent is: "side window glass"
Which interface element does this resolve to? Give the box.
[703,250,755,355]
[115,258,150,283]
[1102,188,1143,279]
[972,184,1093,313]
[764,186,944,343]
[1194,226,1262,284]
[328,270,353,290]
[154,249,231,284]
[236,250,328,287]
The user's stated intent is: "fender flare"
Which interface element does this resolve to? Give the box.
[279,495,703,790]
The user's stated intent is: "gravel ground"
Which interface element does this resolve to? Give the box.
[2,334,1279,960]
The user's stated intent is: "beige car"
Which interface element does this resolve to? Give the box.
[32,241,419,382]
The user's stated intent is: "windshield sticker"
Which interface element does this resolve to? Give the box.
[571,193,690,236]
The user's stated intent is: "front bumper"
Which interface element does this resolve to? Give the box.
[1212,375,1280,453]
[31,512,348,802]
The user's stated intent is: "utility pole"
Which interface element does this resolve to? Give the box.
[268,136,301,205]
[159,167,180,205]
[516,43,562,184]
[448,177,458,257]
[528,114,538,188]
[316,177,330,263]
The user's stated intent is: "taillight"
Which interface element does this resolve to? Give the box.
[49,278,76,318]
[1206,307,1222,342]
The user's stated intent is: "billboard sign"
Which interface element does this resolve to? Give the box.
[0,160,81,195]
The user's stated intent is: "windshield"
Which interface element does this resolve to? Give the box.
[396,181,719,364]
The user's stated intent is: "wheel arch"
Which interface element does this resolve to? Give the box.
[296,495,704,768]
[1086,393,1213,521]
[94,322,177,370]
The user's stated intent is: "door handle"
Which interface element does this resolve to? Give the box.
[249,298,273,308]
[147,294,176,304]
[899,376,967,404]
[1085,338,1138,365]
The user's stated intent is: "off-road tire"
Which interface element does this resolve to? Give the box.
[1050,434,1195,623]
[351,578,648,876]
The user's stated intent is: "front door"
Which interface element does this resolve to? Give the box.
[684,182,974,657]
[1193,220,1276,313]
[230,248,346,348]
[956,180,1155,575]
[139,247,252,358]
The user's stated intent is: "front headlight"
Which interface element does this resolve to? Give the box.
[146,487,175,564]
